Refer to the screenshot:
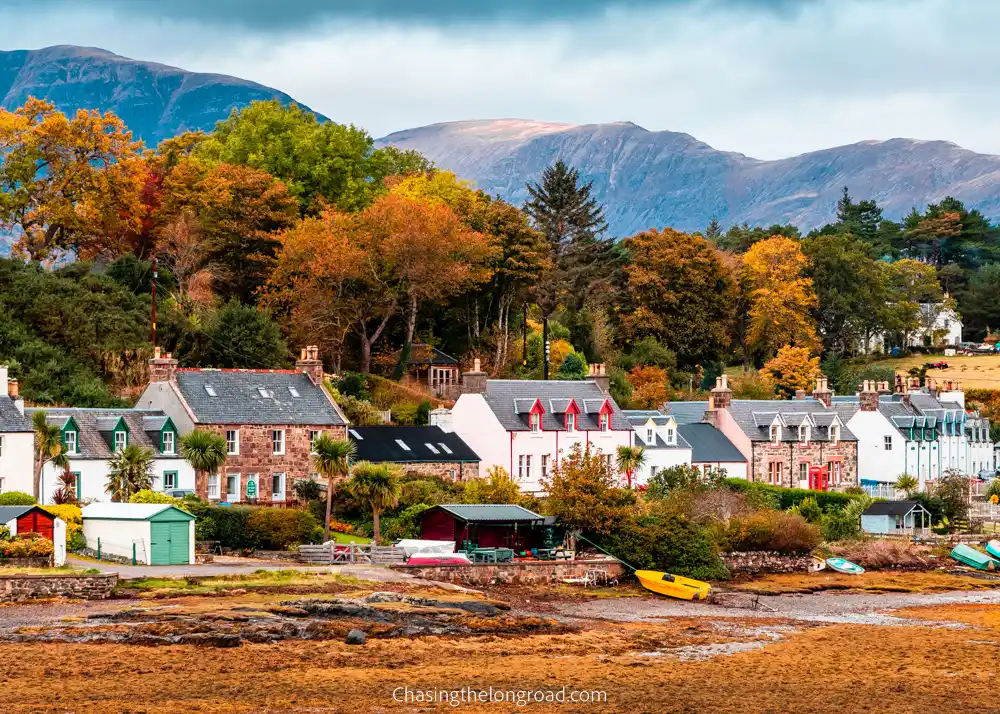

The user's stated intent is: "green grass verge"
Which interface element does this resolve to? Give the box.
[121,569,373,593]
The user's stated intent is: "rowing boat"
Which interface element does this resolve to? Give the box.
[825,558,865,575]
[986,540,1000,561]
[635,570,711,600]
[951,543,996,571]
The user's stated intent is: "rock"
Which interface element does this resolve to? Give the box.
[173,633,243,648]
[345,629,366,645]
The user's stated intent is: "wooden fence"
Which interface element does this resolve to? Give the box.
[297,543,406,565]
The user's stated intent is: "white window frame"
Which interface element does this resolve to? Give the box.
[768,462,782,485]
[566,413,576,433]
[530,413,541,433]
[799,424,809,444]
[605,453,614,470]
[63,431,76,455]
[770,425,781,444]
[799,462,809,483]
[518,454,531,480]
[226,473,241,502]
[161,430,175,455]
[272,429,285,455]
[646,427,654,444]
[207,473,220,500]
[666,427,675,445]
[600,413,610,432]
[163,471,177,490]
[309,430,322,452]
[830,424,840,446]
[114,430,127,452]
[0,434,4,458]
[272,472,286,501]
[884,435,892,451]
[541,454,549,480]
[226,430,240,456]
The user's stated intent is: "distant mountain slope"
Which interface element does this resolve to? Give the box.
[0,45,327,145]
[378,120,1000,235]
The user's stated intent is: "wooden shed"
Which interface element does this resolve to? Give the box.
[419,504,550,551]
[82,503,195,565]
[0,505,67,566]
[861,500,932,536]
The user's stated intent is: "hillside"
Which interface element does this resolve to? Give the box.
[0,45,326,145]
[378,119,1000,236]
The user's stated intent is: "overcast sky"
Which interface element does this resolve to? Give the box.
[1,0,997,159]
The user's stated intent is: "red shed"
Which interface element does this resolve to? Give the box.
[420,504,548,551]
[0,506,55,541]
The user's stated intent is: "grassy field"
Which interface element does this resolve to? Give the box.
[330,531,372,544]
[871,353,1000,389]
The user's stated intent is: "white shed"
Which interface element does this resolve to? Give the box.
[82,503,196,565]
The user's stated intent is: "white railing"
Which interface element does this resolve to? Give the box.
[970,502,1000,521]
[863,484,902,501]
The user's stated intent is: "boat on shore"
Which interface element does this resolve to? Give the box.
[825,558,865,575]
[951,544,997,571]
[986,540,1000,561]
[635,570,711,600]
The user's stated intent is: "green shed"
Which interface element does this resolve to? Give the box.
[82,503,196,565]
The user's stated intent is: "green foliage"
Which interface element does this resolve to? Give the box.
[416,399,432,427]
[607,365,633,408]
[186,502,252,547]
[392,402,419,425]
[380,503,433,542]
[0,525,9,541]
[337,373,371,400]
[790,496,823,524]
[128,490,189,511]
[337,395,385,426]
[106,254,176,296]
[540,444,636,535]
[821,511,862,542]
[646,465,720,500]
[556,351,588,380]
[618,336,678,373]
[182,301,288,369]
[399,478,462,510]
[0,492,35,506]
[293,479,323,502]
[722,510,821,554]
[987,479,1000,501]
[245,508,321,550]
[598,513,729,581]
[106,445,155,502]
[934,471,971,524]
[723,478,860,512]
[67,531,87,552]
[463,466,525,505]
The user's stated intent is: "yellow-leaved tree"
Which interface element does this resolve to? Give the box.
[760,345,821,398]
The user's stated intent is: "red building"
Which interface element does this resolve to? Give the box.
[420,504,549,551]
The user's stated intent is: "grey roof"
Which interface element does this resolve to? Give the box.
[481,380,628,432]
[425,504,545,523]
[350,426,480,463]
[862,500,931,518]
[623,410,673,427]
[397,343,458,366]
[0,505,40,522]
[663,402,709,425]
[726,400,857,443]
[24,408,182,461]
[678,424,747,464]
[0,397,31,433]
[174,369,346,426]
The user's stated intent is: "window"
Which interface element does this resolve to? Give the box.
[827,461,842,485]
[600,413,610,432]
[272,472,285,500]
[309,430,322,451]
[161,430,175,455]
[666,428,675,445]
[884,435,893,451]
[71,472,81,499]
[798,424,809,443]
[646,427,654,444]
[395,439,411,451]
[204,384,217,397]
[258,387,270,398]
[163,471,177,490]
[226,473,240,501]
[650,465,657,479]
[63,431,77,455]
[894,514,904,530]
[770,425,781,444]
[288,386,300,398]
[799,462,809,483]
[0,435,4,458]
[518,454,532,480]
[566,413,576,433]
[208,474,220,500]
[541,454,549,480]
[226,430,240,455]
[530,413,541,433]
[272,429,285,455]
[349,429,363,440]
[768,462,783,486]
[114,430,127,452]
[830,425,840,445]
[438,443,453,455]
[425,443,440,454]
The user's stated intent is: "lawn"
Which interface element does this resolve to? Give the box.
[330,531,372,544]
[872,353,1000,389]
[123,569,372,595]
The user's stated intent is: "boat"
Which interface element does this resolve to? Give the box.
[825,558,865,575]
[951,544,996,571]
[406,553,472,566]
[635,570,711,601]
[986,540,1000,561]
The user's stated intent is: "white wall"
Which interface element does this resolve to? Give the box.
[135,382,196,433]
[0,432,35,496]
[849,411,908,485]
[450,395,513,477]
[40,458,196,505]
[694,460,748,480]
[83,518,151,565]
[53,518,66,566]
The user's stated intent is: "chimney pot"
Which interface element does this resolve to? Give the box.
[8,379,18,399]
[473,358,481,372]
[295,345,324,386]
[148,351,178,383]
[795,389,806,400]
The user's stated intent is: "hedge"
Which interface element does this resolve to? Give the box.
[723,478,860,511]
[186,502,321,550]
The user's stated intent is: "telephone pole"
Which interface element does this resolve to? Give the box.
[522,303,528,368]
[151,256,158,349]
[542,316,550,381]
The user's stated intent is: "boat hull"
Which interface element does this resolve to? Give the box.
[826,558,865,575]
[951,544,996,571]
[986,540,1000,561]
[635,570,711,601]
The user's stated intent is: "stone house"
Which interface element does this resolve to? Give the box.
[349,425,480,481]
[135,346,348,504]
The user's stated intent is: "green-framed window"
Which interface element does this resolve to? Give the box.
[163,471,178,490]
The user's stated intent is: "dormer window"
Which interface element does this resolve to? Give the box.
[114,430,127,452]
[530,412,541,433]
[600,413,610,432]
[830,424,840,445]
[161,430,175,455]
[770,425,781,444]
[566,413,576,433]
[64,430,78,455]
[646,426,654,444]
[799,424,809,444]
[666,427,675,445]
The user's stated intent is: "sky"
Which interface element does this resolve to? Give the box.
[1,0,998,159]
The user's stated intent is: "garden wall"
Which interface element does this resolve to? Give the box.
[392,559,626,586]
[0,572,118,602]
[722,551,814,574]
[0,557,52,568]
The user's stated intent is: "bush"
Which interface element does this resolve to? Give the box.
[598,514,729,581]
[0,532,53,558]
[399,478,458,510]
[129,490,189,511]
[416,399,432,426]
[43,504,83,537]
[338,372,370,400]
[646,465,722,500]
[0,525,9,541]
[380,503,433,542]
[0,491,35,506]
[723,510,821,554]
[245,509,321,550]
[327,519,355,535]
[790,497,823,524]
[190,505,252,548]
[723,479,859,512]
[392,402,419,425]
[821,511,861,542]
[293,479,323,502]
[67,531,87,552]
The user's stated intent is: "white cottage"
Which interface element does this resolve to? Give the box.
[622,410,692,486]
[0,366,34,497]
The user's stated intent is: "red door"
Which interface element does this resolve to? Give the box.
[17,511,54,541]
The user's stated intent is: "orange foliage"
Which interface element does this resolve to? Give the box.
[743,236,819,356]
[629,365,669,409]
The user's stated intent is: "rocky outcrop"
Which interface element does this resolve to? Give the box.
[378,119,1000,235]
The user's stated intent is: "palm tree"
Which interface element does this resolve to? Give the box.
[347,461,402,544]
[32,410,64,503]
[312,435,356,542]
[179,429,227,499]
[616,445,646,488]
[106,445,155,502]
[896,474,919,497]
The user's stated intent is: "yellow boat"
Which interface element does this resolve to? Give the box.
[635,569,711,601]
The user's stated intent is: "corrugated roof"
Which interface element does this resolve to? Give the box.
[25,408,183,461]
[0,396,31,433]
[427,504,545,523]
[678,424,747,464]
[350,426,480,463]
[482,380,628,432]
[175,370,346,426]
[862,500,930,517]
[82,503,193,520]
[0,505,38,523]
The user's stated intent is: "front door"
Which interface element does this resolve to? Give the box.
[226,473,241,502]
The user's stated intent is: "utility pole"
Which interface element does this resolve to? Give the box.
[522,303,528,368]
[151,255,157,349]
[542,316,550,381]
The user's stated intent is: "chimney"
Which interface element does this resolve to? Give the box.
[149,348,178,383]
[0,365,7,398]
[461,357,488,395]
[859,380,879,412]
[927,377,939,399]
[295,345,324,386]
[812,376,832,408]
[794,389,806,400]
[588,363,611,394]
[877,381,892,395]
[703,394,719,427]
[430,408,454,433]
[894,374,905,394]
[710,374,732,411]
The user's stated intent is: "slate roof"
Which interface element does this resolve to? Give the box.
[24,408,182,461]
[174,369,346,426]
[678,424,747,464]
[397,344,458,366]
[0,505,39,523]
[726,400,857,443]
[663,402,709,425]
[861,500,930,518]
[0,396,31,433]
[622,410,690,450]
[481,380,628,432]
[424,504,546,523]
[350,426,480,463]
[623,410,673,427]
[82,503,195,520]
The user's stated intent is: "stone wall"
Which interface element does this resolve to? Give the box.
[0,572,118,602]
[392,559,626,586]
[722,551,814,574]
[398,461,481,481]
[752,440,859,489]
[0,557,52,569]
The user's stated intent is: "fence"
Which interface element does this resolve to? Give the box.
[298,543,406,565]
[863,484,902,501]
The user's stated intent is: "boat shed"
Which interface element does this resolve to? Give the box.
[82,503,195,565]
[861,500,932,535]
[419,504,551,551]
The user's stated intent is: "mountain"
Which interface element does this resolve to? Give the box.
[0,45,327,145]
[377,119,1000,236]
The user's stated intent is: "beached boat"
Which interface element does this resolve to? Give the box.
[986,540,1000,561]
[951,544,996,571]
[635,570,711,601]
[825,558,865,575]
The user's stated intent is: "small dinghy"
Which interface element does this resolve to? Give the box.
[986,540,1000,561]
[951,543,996,571]
[825,558,865,575]
[635,570,711,601]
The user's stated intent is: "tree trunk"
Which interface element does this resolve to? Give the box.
[360,337,373,375]
[405,291,418,347]
[33,450,42,503]
[372,508,381,545]
[324,476,334,543]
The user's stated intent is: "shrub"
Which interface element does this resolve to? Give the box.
[338,372,370,400]
[293,479,323,502]
[821,511,861,542]
[0,525,9,541]
[0,491,35,506]
[67,531,87,552]
[380,503,433,542]
[540,444,635,535]
[43,504,83,537]
[192,506,252,548]
[790,497,823,524]
[0,532,53,558]
[646,465,722,500]
[399,478,457,510]
[463,466,527,506]
[416,399,432,426]
[723,510,821,554]
[327,519,354,535]
[392,402,419,425]
[245,509,321,550]
[598,514,729,581]
[723,479,859,511]
[339,395,386,426]
[129,490,188,510]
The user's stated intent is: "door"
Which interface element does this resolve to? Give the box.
[17,512,54,541]
[150,521,191,565]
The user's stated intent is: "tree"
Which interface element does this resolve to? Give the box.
[885,259,946,347]
[556,352,588,380]
[933,471,971,526]
[895,474,919,497]
[540,443,636,535]
[617,228,734,368]
[462,466,523,504]
[835,187,883,246]
[714,223,800,254]
[347,461,402,543]
[616,445,646,489]
[106,445,155,502]
[743,237,819,358]
[645,464,718,499]
[760,346,821,398]
[525,160,608,316]
[179,429,227,498]
[628,365,669,409]
[0,99,146,261]
[31,411,64,502]
[312,435,356,542]
[192,301,288,369]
